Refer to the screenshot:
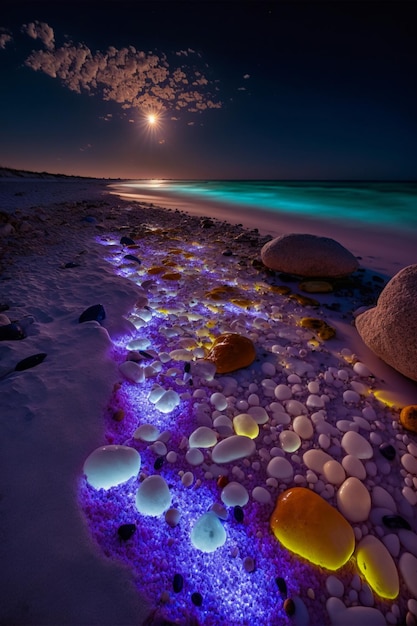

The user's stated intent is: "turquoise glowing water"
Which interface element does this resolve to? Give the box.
[117,180,417,233]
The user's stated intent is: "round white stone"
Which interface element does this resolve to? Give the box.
[211,436,256,463]
[135,475,171,516]
[326,598,385,626]
[323,460,346,485]
[83,445,141,490]
[213,415,234,436]
[221,481,249,507]
[191,511,226,553]
[399,552,417,598]
[248,406,269,424]
[341,431,373,459]
[372,485,397,512]
[266,457,294,481]
[133,424,160,442]
[119,360,144,383]
[274,384,292,400]
[342,454,367,480]
[210,392,228,411]
[343,389,361,404]
[185,448,204,465]
[181,471,194,487]
[401,453,417,475]
[279,430,301,453]
[353,362,373,377]
[326,575,344,598]
[303,449,333,474]
[188,426,218,448]
[293,415,314,439]
[252,486,271,504]
[337,476,371,522]
[155,389,180,413]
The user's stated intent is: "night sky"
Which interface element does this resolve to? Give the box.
[1,1,416,180]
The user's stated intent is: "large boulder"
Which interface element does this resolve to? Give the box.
[355,264,417,382]
[260,233,359,277]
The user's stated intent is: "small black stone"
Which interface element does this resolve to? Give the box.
[191,592,203,607]
[184,362,191,373]
[379,442,396,461]
[64,261,80,268]
[120,236,135,245]
[382,514,411,530]
[233,505,244,523]
[154,456,164,470]
[117,523,137,541]
[79,304,106,324]
[15,353,47,372]
[222,249,233,257]
[0,322,25,341]
[139,350,153,359]
[173,573,184,593]
[275,576,287,597]
[124,254,141,265]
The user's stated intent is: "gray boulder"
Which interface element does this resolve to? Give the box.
[260,233,359,277]
[355,264,417,382]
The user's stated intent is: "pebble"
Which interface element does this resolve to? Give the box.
[117,523,136,541]
[267,457,294,481]
[293,415,314,439]
[133,424,160,442]
[83,445,141,490]
[233,413,259,439]
[279,430,301,452]
[212,436,256,463]
[326,597,386,625]
[322,460,345,485]
[165,508,181,527]
[155,389,180,413]
[325,575,344,598]
[243,556,256,572]
[337,477,371,522]
[252,486,271,504]
[303,449,333,474]
[341,431,373,459]
[188,426,217,448]
[190,512,226,552]
[135,475,171,516]
[355,534,400,599]
[221,481,249,507]
[191,592,203,607]
[173,573,184,593]
[119,360,144,383]
[185,448,204,466]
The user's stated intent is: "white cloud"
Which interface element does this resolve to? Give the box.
[22,21,55,50]
[243,73,250,79]
[0,32,12,49]
[22,23,222,117]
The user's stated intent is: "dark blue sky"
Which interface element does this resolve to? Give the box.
[1,1,416,179]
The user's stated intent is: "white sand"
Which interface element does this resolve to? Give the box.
[1,177,416,625]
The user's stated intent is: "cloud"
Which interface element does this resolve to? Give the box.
[243,73,250,79]
[0,32,12,49]
[21,23,222,117]
[22,21,55,50]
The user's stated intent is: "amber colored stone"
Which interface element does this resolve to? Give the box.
[283,599,295,616]
[217,475,229,488]
[112,409,125,422]
[270,285,292,295]
[299,280,333,293]
[399,405,417,433]
[289,293,320,307]
[206,333,256,374]
[205,285,241,301]
[147,266,166,274]
[230,298,253,308]
[162,272,181,280]
[299,317,336,340]
[270,487,355,570]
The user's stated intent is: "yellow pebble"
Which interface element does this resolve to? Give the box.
[300,317,336,340]
[270,487,355,570]
[233,413,259,439]
[355,534,399,599]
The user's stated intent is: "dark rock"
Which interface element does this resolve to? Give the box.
[124,254,141,265]
[191,592,203,607]
[120,236,135,245]
[222,249,233,257]
[79,304,106,324]
[173,573,184,593]
[284,598,295,616]
[379,442,396,461]
[117,523,137,541]
[233,505,244,523]
[154,457,164,470]
[64,261,80,268]
[382,514,411,530]
[0,322,25,341]
[15,353,47,372]
[82,216,97,223]
[275,576,287,597]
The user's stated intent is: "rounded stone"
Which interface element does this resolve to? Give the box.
[188,426,218,448]
[212,435,256,463]
[261,233,359,278]
[323,460,346,486]
[399,552,417,598]
[83,445,141,490]
[293,415,314,439]
[266,457,294,481]
[400,405,417,433]
[337,477,371,522]
[341,431,373,459]
[133,424,160,442]
[206,333,256,374]
[279,430,301,453]
[221,481,249,507]
[356,535,400,599]
[270,487,355,570]
[135,475,171,516]
[233,413,259,439]
[190,511,226,553]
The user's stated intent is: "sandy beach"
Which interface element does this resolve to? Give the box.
[1,176,416,626]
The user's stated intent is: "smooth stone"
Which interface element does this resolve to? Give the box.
[398,529,417,556]
[188,426,218,448]
[83,445,141,490]
[279,430,301,453]
[372,485,397,512]
[355,535,399,599]
[401,453,417,474]
[382,533,401,558]
[221,481,249,507]
[213,415,234,436]
[399,552,417,597]
[206,333,256,374]
[293,415,314,439]
[341,454,366,480]
[247,405,269,424]
[355,265,417,382]
[155,390,180,413]
[135,475,171,516]
[379,442,396,460]
[185,448,204,466]
[337,477,371,522]
[270,487,355,570]
[353,362,373,377]
[274,384,293,400]
[212,435,256,463]
[303,449,333,474]
[165,508,181,527]
[299,280,333,293]
[326,597,386,625]
[191,511,226,552]
[267,457,294,481]
[233,413,259,439]
[252,486,271,504]
[325,575,344,598]
[119,360,145,383]
[400,405,417,434]
[261,233,359,277]
[323,460,346,486]
[133,424,160,442]
[341,431,373,459]
[79,303,106,324]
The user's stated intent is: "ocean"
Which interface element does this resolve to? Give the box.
[112,179,417,234]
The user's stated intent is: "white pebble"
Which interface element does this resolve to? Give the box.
[210,392,227,411]
[279,430,301,453]
[185,448,204,466]
[323,460,346,485]
[341,431,373,459]
[181,471,194,487]
[212,436,256,463]
[343,389,360,404]
[337,477,371,522]
[326,575,344,597]
[133,424,160,442]
[189,426,217,448]
[293,415,314,439]
[166,451,178,463]
[221,481,249,507]
[266,457,294,481]
[274,384,292,400]
[119,360,145,383]
[252,486,271,504]
[353,361,373,377]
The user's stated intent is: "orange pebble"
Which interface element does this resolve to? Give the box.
[206,333,256,374]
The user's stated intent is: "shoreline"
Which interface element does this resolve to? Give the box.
[1,178,417,625]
